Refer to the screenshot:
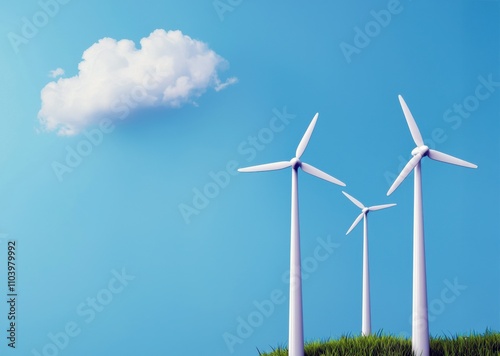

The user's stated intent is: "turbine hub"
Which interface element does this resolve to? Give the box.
[290,157,301,168]
[362,207,369,214]
[411,145,429,156]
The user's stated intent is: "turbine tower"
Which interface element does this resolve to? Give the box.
[342,191,396,336]
[387,95,477,356]
[238,113,345,356]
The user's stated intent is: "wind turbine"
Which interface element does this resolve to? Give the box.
[387,95,477,356]
[238,113,345,356]
[342,191,396,336]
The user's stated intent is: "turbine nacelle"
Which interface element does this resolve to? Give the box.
[411,145,429,157]
[290,157,301,169]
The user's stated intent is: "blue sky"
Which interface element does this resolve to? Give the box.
[0,0,499,355]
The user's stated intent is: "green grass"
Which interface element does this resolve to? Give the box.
[258,329,500,356]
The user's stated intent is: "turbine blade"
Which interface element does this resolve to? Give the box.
[368,203,397,211]
[295,113,319,159]
[301,162,346,186]
[428,149,478,169]
[387,154,422,195]
[398,95,424,146]
[238,161,291,173]
[342,191,365,209]
[346,212,364,235]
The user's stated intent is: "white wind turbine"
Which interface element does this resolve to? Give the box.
[342,191,396,336]
[387,95,477,356]
[238,113,345,356]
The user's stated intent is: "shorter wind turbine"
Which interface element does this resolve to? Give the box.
[342,191,396,336]
[238,113,345,356]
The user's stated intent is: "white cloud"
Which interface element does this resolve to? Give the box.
[38,29,236,136]
[49,68,65,78]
